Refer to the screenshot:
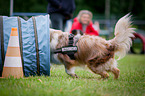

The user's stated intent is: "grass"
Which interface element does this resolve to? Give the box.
[0,54,145,96]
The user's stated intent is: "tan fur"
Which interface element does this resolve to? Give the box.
[50,14,135,79]
[75,35,112,63]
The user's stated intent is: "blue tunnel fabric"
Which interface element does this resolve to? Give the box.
[0,16,18,76]
[21,18,38,76]
[35,15,50,76]
[3,16,19,57]
[0,15,50,77]
[0,16,4,76]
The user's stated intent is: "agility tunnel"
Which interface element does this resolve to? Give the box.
[131,33,145,54]
[0,15,50,77]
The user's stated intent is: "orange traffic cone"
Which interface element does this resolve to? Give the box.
[2,28,23,78]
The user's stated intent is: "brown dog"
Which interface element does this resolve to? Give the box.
[50,14,135,79]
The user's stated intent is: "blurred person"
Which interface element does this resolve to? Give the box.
[93,21,100,33]
[70,10,99,36]
[47,0,75,31]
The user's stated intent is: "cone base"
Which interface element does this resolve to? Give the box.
[2,67,24,78]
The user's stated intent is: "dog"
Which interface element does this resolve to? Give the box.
[50,14,135,79]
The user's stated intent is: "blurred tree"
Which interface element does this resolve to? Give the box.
[0,0,145,20]
[0,0,10,16]
[105,0,110,19]
[13,0,47,13]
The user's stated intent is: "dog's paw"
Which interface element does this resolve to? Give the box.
[69,74,79,78]
[74,74,79,78]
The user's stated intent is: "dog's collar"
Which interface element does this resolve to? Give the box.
[54,34,78,60]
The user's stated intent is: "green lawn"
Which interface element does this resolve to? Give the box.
[0,54,145,96]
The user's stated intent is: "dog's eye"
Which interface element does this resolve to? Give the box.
[73,32,77,35]
[72,31,77,35]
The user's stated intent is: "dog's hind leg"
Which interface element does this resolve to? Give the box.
[111,68,120,79]
[58,53,79,78]
[108,59,120,79]
[87,64,109,79]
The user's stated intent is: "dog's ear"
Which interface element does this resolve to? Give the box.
[71,30,77,35]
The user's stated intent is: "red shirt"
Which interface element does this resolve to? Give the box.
[70,18,99,36]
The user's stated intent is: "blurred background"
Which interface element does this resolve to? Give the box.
[0,0,145,54]
[1,0,145,29]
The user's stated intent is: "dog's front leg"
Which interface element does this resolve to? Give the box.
[58,53,79,78]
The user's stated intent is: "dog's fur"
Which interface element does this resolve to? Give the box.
[50,14,135,79]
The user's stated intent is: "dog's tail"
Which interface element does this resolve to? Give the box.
[110,14,135,60]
